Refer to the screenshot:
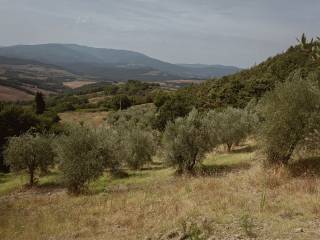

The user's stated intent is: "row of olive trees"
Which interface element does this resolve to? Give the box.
[4,125,156,193]
[162,72,320,172]
[162,107,257,174]
[6,74,318,192]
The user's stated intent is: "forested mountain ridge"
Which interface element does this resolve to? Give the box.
[0,44,240,80]
[182,42,320,110]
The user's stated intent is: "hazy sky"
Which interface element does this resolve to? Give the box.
[0,0,319,67]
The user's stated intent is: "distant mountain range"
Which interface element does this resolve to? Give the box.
[0,44,241,81]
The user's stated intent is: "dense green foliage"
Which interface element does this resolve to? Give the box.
[35,92,46,114]
[0,106,40,172]
[105,80,159,109]
[162,109,214,173]
[205,107,257,152]
[4,133,55,185]
[0,104,61,172]
[108,94,132,110]
[46,95,91,112]
[122,127,156,170]
[107,104,156,130]
[176,43,320,110]
[55,127,105,193]
[258,75,320,165]
[153,93,193,131]
[107,106,157,170]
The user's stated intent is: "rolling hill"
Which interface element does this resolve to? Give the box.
[180,43,320,110]
[0,44,240,80]
[0,56,96,101]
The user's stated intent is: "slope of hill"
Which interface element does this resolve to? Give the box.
[178,64,241,77]
[182,44,319,109]
[0,44,239,80]
[0,56,96,101]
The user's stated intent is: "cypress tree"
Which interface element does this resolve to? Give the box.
[35,92,45,114]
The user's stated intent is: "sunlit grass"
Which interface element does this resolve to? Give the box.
[0,172,28,196]
[2,146,320,240]
[204,151,254,166]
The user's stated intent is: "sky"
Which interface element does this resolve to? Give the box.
[0,0,319,68]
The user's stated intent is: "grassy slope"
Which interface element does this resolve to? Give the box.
[58,111,109,127]
[1,145,320,240]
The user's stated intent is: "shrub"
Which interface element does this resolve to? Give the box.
[98,128,124,173]
[205,107,256,152]
[35,92,46,114]
[153,94,193,131]
[109,94,132,110]
[106,104,156,130]
[4,133,55,185]
[56,127,105,193]
[0,106,40,172]
[258,75,320,165]
[162,109,214,174]
[122,127,156,170]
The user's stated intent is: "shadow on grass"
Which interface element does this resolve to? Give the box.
[37,181,63,189]
[140,165,167,171]
[288,157,320,177]
[197,162,252,176]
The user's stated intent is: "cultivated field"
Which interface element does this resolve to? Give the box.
[1,144,320,240]
[63,81,97,89]
[0,85,33,102]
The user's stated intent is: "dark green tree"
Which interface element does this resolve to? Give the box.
[162,109,214,174]
[35,92,45,114]
[153,94,193,131]
[259,75,320,165]
[109,94,132,110]
[4,133,55,186]
[0,106,40,172]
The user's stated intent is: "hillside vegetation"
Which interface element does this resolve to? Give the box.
[183,42,320,109]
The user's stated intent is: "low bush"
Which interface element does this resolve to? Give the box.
[258,74,320,165]
[162,109,214,174]
[56,127,105,193]
[4,133,55,186]
[205,107,257,152]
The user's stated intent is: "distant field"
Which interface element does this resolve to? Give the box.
[165,79,205,84]
[0,85,33,102]
[63,80,96,89]
[59,111,109,127]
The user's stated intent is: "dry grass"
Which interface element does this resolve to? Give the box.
[63,81,96,89]
[0,85,33,102]
[1,147,320,239]
[58,111,109,127]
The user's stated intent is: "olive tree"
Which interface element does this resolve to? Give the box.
[98,128,125,173]
[206,107,256,152]
[162,109,214,174]
[56,127,105,193]
[123,127,156,170]
[4,133,55,186]
[258,76,320,165]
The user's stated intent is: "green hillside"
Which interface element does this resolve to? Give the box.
[184,43,319,109]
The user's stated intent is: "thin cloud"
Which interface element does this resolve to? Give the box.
[0,0,318,67]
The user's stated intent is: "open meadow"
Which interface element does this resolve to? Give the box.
[1,143,320,240]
